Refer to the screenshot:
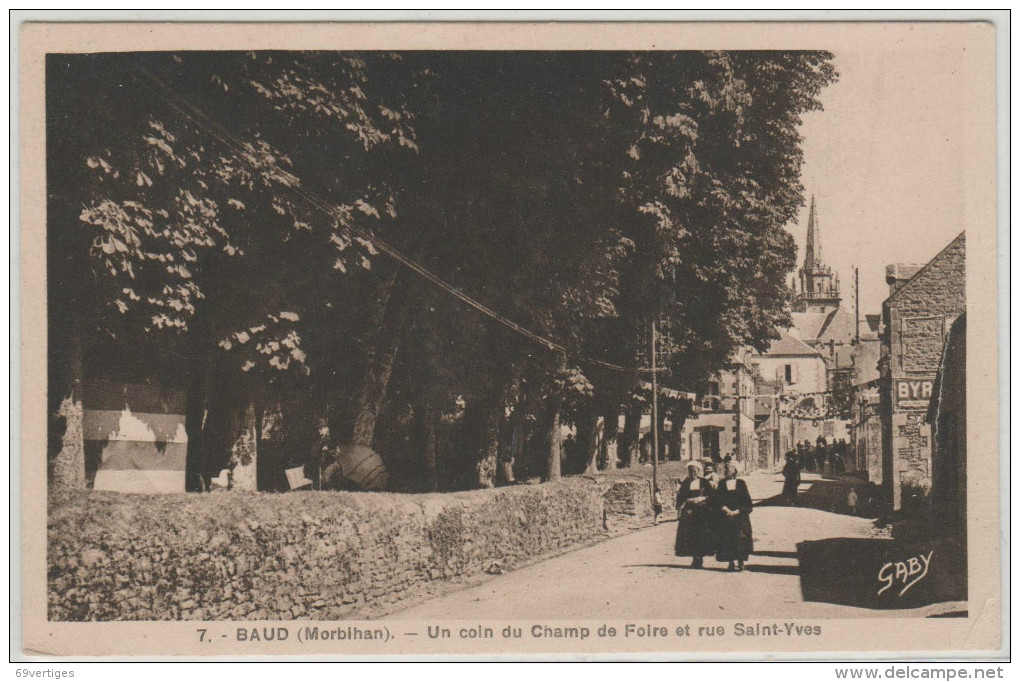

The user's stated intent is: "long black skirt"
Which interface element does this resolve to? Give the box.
[715,512,753,562]
[674,504,715,558]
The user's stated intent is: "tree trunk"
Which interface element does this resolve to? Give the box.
[50,324,85,492]
[349,271,410,447]
[256,401,291,492]
[474,401,503,488]
[656,409,667,461]
[577,408,600,475]
[183,361,207,492]
[183,306,214,492]
[230,401,259,491]
[545,406,562,482]
[421,406,438,492]
[410,402,439,492]
[670,412,688,462]
[501,408,525,485]
[622,404,642,468]
[601,408,618,471]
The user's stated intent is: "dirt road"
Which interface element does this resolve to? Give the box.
[384,471,963,620]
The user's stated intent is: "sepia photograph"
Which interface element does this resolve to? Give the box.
[17,18,1002,660]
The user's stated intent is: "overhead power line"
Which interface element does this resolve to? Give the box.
[129,65,700,387]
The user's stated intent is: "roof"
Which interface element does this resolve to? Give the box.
[817,308,856,345]
[755,329,822,358]
[886,232,966,305]
[790,307,856,347]
[789,312,830,342]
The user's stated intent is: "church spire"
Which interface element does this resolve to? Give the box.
[793,195,841,313]
[804,195,819,269]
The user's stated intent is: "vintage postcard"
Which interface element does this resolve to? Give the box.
[18,19,1003,659]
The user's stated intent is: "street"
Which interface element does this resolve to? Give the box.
[384,471,965,620]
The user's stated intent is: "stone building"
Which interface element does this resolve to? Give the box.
[789,199,857,393]
[749,331,833,461]
[794,196,842,315]
[879,232,966,510]
[676,348,759,471]
[753,382,784,470]
[848,314,883,482]
[748,199,855,463]
[751,329,828,395]
[927,313,967,536]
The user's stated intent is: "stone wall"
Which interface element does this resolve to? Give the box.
[881,232,965,506]
[48,478,647,621]
[895,411,931,488]
[885,234,966,375]
[601,479,653,526]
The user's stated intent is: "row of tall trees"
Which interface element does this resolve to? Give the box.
[47,50,836,492]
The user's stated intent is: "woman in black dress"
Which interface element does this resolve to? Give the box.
[714,462,754,571]
[674,462,714,568]
[781,453,801,505]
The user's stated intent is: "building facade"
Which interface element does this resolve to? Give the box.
[794,196,842,314]
[848,315,883,482]
[927,313,967,536]
[879,232,966,510]
[748,199,854,465]
[677,348,759,471]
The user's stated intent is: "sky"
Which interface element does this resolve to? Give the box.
[791,47,970,319]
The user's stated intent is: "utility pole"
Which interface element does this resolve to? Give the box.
[651,319,659,494]
[854,266,861,343]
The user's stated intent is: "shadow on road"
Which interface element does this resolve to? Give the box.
[752,550,798,559]
[743,564,800,576]
[756,476,864,516]
[625,534,967,612]
[796,536,966,611]
[624,563,733,573]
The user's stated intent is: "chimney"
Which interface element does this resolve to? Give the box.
[885,263,923,296]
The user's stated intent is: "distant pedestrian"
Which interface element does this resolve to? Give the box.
[652,487,664,525]
[815,436,828,474]
[714,462,754,572]
[847,487,859,516]
[674,462,714,568]
[702,462,720,490]
[782,454,801,505]
[639,433,652,464]
[799,441,815,472]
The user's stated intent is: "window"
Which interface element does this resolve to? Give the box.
[701,430,720,461]
[785,364,793,384]
[707,381,720,396]
[700,396,721,411]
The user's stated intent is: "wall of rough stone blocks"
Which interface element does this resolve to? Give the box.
[887,233,966,377]
[883,232,965,499]
[601,479,654,527]
[48,478,650,621]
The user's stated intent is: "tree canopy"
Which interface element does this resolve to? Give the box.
[47,49,836,492]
